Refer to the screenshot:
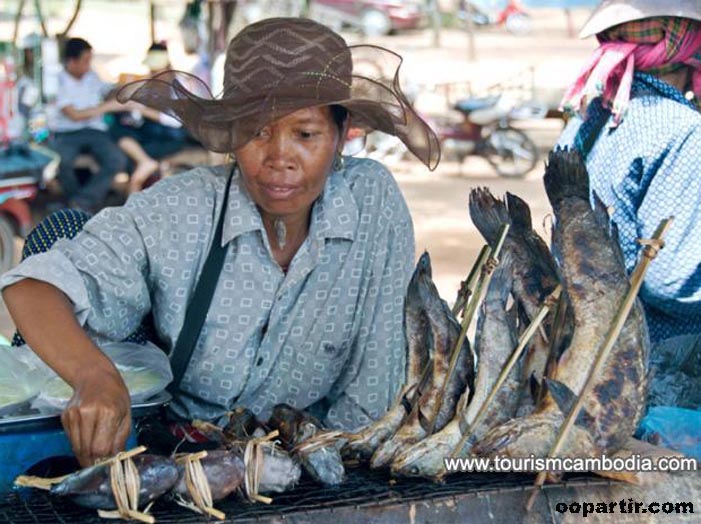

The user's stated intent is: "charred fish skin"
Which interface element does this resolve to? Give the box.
[419,261,475,436]
[268,404,345,486]
[223,407,262,442]
[390,256,518,479]
[544,147,649,452]
[371,265,472,469]
[469,189,559,320]
[389,399,465,479]
[472,412,597,459]
[404,251,433,387]
[50,454,179,510]
[174,449,245,502]
[469,189,560,401]
[342,252,432,461]
[461,253,520,445]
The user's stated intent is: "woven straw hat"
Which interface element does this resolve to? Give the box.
[118,17,440,169]
[580,0,701,38]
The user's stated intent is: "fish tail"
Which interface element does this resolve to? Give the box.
[407,251,432,306]
[505,192,533,232]
[413,251,432,280]
[544,146,590,206]
[469,188,510,245]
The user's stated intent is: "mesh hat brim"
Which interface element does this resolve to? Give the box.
[117,44,440,170]
[580,0,701,38]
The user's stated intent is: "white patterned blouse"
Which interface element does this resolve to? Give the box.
[0,157,415,430]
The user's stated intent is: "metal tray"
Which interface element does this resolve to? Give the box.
[0,391,171,434]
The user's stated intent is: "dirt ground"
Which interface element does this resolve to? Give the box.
[0,6,597,340]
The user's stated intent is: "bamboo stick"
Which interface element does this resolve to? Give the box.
[446,285,561,468]
[525,217,673,511]
[452,245,492,317]
[425,224,509,437]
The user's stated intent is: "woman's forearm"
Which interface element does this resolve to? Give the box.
[3,278,132,465]
[2,278,118,385]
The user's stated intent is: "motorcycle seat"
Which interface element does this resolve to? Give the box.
[453,95,499,114]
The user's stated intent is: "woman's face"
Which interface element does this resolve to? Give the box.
[236,106,342,222]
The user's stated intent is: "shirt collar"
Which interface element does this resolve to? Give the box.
[221,165,358,246]
[632,72,697,110]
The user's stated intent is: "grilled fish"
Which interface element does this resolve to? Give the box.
[475,147,649,459]
[371,265,473,469]
[267,403,345,486]
[174,449,245,501]
[391,255,519,478]
[469,188,560,403]
[193,413,302,494]
[50,454,179,510]
[342,252,432,461]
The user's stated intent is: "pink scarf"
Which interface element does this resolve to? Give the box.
[561,18,701,126]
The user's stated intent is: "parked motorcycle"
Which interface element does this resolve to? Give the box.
[365,94,541,178]
[0,143,57,272]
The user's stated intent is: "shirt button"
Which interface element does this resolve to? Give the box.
[256,357,264,366]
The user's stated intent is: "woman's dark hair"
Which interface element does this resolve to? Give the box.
[64,38,92,62]
[330,104,349,133]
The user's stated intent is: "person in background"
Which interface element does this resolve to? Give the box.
[111,42,188,193]
[558,0,701,344]
[51,37,128,212]
[557,0,701,455]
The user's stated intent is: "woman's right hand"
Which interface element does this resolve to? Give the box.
[3,279,136,467]
[61,365,132,467]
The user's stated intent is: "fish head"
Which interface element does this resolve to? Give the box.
[268,404,301,446]
[390,438,453,479]
[223,407,260,440]
[472,414,560,458]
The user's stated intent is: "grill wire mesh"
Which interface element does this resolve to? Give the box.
[1,466,610,524]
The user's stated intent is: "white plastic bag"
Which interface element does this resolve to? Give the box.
[31,341,173,413]
[0,344,52,416]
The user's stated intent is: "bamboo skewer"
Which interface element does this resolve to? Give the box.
[425,225,509,437]
[536,286,569,406]
[452,244,492,317]
[459,225,510,339]
[525,217,673,512]
[446,285,562,469]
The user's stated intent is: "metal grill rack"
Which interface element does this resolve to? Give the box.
[1,466,611,524]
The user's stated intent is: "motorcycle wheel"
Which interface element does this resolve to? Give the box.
[505,12,532,35]
[0,215,16,274]
[484,127,538,178]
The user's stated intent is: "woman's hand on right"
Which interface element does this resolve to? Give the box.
[61,366,132,467]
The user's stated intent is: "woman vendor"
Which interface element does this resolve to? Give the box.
[0,17,439,466]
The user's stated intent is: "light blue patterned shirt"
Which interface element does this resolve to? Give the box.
[559,72,701,343]
[0,157,415,430]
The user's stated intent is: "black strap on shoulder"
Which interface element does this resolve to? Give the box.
[167,164,236,395]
